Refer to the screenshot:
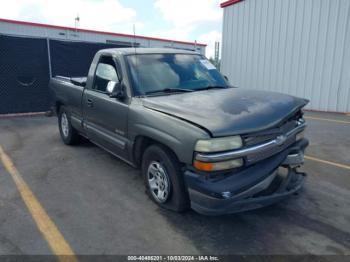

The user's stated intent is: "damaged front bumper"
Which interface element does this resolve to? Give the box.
[184,139,308,216]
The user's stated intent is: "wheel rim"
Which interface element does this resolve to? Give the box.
[147,161,170,203]
[61,113,69,138]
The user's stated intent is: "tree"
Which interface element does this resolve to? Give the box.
[209,57,221,71]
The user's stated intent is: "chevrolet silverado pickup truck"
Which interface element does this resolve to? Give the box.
[50,48,309,215]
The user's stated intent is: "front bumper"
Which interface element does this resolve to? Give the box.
[184,139,308,216]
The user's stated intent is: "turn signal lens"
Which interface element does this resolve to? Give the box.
[193,161,214,171]
[194,158,243,172]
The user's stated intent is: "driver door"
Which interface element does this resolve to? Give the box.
[83,55,129,160]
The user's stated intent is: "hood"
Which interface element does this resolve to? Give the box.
[142,88,308,137]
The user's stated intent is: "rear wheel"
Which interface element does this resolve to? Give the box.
[58,107,80,145]
[142,144,189,212]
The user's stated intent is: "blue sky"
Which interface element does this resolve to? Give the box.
[1,0,223,57]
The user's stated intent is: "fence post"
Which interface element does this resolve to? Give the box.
[46,38,52,78]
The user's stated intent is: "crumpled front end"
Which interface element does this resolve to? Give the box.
[185,139,308,215]
[184,112,309,215]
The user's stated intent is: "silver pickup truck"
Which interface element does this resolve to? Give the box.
[50,48,309,215]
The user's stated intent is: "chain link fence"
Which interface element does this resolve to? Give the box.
[0,35,126,114]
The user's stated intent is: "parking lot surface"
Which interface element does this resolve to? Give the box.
[0,111,349,256]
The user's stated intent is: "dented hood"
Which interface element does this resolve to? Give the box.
[142,88,308,137]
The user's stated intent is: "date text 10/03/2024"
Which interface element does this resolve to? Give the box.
[127,256,219,261]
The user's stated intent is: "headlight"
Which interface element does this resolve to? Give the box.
[195,136,243,152]
[194,158,243,171]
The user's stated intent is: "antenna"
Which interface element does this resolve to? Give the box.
[133,24,137,54]
[132,24,139,72]
[74,14,80,32]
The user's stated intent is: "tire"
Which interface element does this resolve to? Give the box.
[142,144,190,212]
[58,106,80,145]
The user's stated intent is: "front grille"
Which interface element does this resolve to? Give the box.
[242,111,302,165]
[243,117,298,147]
[246,135,295,164]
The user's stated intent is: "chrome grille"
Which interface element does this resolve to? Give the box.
[246,135,296,164]
[243,120,297,147]
[243,111,302,164]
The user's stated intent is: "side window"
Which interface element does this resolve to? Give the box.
[93,57,119,93]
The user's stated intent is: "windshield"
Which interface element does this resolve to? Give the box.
[126,53,228,96]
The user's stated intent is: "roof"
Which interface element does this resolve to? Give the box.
[220,0,244,8]
[0,18,207,47]
[101,47,199,55]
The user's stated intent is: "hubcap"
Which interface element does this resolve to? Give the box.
[147,161,170,203]
[61,113,69,137]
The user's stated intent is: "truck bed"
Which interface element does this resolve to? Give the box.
[54,76,87,87]
[50,76,86,118]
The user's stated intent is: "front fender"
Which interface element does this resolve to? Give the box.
[128,103,210,164]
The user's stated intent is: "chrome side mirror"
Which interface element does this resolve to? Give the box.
[107,81,118,94]
[107,81,125,99]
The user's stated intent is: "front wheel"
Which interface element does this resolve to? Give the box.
[142,144,189,212]
[58,107,80,145]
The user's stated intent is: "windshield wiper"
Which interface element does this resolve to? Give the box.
[195,85,227,91]
[145,88,194,95]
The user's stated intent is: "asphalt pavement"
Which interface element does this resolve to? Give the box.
[0,111,349,256]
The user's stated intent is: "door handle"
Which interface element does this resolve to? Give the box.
[86,99,94,107]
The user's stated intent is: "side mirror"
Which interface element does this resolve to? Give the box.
[107,81,125,99]
[223,75,229,81]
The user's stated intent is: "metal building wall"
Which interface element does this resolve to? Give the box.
[221,0,350,112]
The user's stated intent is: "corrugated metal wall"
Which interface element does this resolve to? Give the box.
[221,0,350,112]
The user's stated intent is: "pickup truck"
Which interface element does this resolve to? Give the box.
[50,48,309,215]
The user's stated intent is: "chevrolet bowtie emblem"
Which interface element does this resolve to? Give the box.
[276,135,287,146]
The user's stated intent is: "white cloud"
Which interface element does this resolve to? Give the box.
[153,0,222,56]
[0,0,223,56]
[197,30,222,58]
[154,0,222,28]
[0,0,141,34]
[147,26,195,43]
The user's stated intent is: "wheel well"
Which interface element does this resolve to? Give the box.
[55,101,63,115]
[133,136,180,167]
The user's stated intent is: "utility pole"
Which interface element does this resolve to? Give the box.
[214,41,220,69]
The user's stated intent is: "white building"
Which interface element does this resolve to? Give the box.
[220,0,350,113]
[0,18,206,54]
